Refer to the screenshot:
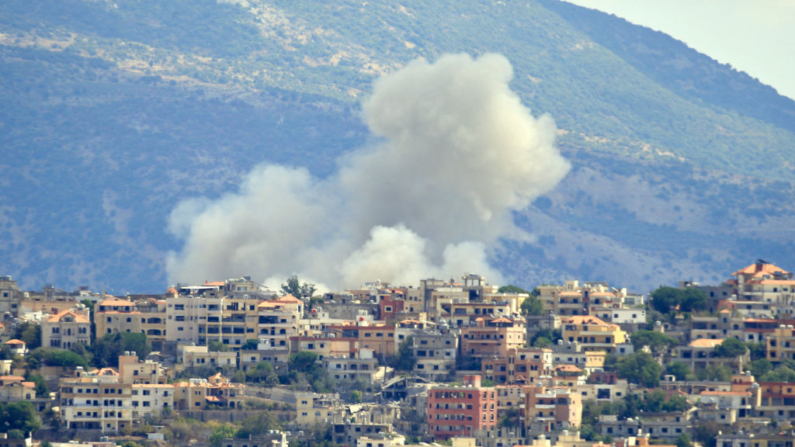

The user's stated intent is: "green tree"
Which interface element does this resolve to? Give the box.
[630,330,679,354]
[90,332,152,368]
[715,338,747,358]
[749,359,772,378]
[209,423,237,447]
[208,340,229,352]
[676,434,694,447]
[650,287,682,314]
[241,339,259,350]
[290,351,320,373]
[693,421,720,447]
[235,412,279,438]
[0,401,42,434]
[665,362,692,381]
[697,365,732,381]
[745,341,767,361]
[25,372,48,397]
[498,285,530,294]
[350,390,362,403]
[760,365,795,382]
[530,329,562,348]
[281,275,316,299]
[392,337,416,371]
[680,288,707,312]
[617,352,662,387]
[28,348,89,369]
[247,361,279,386]
[12,322,41,350]
[521,295,544,316]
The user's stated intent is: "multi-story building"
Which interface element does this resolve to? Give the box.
[257,296,303,348]
[0,276,21,316]
[522,385,581,432]
[172,373,245,410]
[766,325,795,362]
[295,392,339,427]
[551,341,607,374]
[561,316,627,354]
[131,384,173,420]
[676,339,748,371]
[538,281,629,317]
[441,302,513,327]
[290,336,359,361]
[756,382,795,420]
[427,375,498,440]
[460,317,526,358]
[323,348,381,383]
[483,347,552,385]
[59,373,133,433]
[42,308,91,349]
[412,330,458,381]
[180,345,238,370]
[325,323,397,357]
[690,310,746,342]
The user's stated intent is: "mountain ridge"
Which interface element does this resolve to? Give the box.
[1,0,793,292]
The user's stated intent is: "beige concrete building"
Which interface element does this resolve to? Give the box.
[131,384,173,420]
[0,376,35,403]
[460,317,526,358]
[42,309,91,349]
[179,345,238,369]
[172,373,245,410]
[561,316,627,354]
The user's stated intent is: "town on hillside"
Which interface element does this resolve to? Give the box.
[0,261,795,447]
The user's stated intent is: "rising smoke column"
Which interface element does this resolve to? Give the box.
[166,53,571,288]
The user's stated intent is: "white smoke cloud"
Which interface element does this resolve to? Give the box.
[166,53,571,288]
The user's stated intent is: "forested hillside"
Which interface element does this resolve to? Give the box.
[1,0,793,292]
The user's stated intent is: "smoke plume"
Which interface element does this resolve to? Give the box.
[166,53,571,288]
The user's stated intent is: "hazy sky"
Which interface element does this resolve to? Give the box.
[563,0,795,100]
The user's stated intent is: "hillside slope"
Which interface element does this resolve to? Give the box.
[0,0,793,292]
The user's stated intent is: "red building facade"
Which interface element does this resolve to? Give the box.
[427,375,497,440]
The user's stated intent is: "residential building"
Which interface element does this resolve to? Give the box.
[295,392,338,426]
[42,308,91,349]
[323,348,381,383]
[131,384,173,420]
[0,276,21,316]
[766,324,795,362]
[460,317,526,358]
[173,373,245,410]
[427,375,498,440]
[0,375,35,402]
[522,385,582,432]
[4,339,26,357]
[561,316,627,354]
[411,329,458,381]
[482,347,552,385]
[59,375,133,433]
[179,345,238,370]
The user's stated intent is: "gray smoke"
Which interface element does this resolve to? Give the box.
[166,53,571,288]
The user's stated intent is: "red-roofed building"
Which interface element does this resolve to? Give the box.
[43,308,91,349]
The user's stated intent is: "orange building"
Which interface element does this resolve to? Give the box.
[460,317,526,358]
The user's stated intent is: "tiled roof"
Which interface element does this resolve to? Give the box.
[47,310,89,323]
[4,339,25,345]
[276,294,302,303]
[733,262,789,277]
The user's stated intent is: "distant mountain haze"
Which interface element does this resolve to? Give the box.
[0,0,793,293]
